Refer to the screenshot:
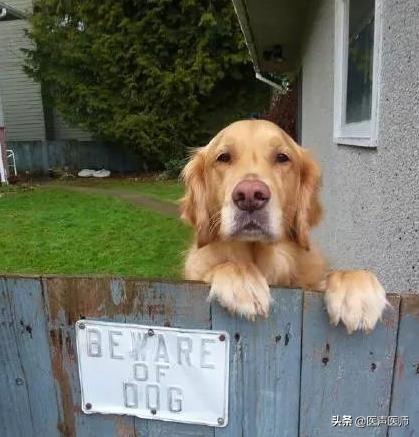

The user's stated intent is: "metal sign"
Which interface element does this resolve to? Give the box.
[75,320,229,427]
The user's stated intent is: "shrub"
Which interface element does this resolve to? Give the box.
[24,0,268,168]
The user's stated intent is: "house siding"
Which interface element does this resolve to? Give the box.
[301,0,418,292]
[6,0,32,13]
[1,0,94,143]
[0,20,46,141]
[52,109,92,141]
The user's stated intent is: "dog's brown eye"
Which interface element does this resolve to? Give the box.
[217,153,231,163]
[276,153,289,163]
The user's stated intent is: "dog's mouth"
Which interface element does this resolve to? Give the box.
[242,222,261,231]
[230,212,272,240]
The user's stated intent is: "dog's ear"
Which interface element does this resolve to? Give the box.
[180,148,211,247]
[293,149,323,250]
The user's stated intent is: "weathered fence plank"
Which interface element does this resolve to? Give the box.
[44,276,137,437]
[0,277,61,437]
[8,140,142,174]
[299,292,400,436]
[212,288,303,437]
[388,294,419,436]
[0,278,36,437]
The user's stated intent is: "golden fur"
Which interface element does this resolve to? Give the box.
[180,120,388,333]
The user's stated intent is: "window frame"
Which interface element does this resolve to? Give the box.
[333,0,382,147]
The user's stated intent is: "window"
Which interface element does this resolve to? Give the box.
[334,0,381,147]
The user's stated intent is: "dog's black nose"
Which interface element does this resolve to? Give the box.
[232,179,271,212]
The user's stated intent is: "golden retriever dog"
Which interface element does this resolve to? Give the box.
[180,120,388,333]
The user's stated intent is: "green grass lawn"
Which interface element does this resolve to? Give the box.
[52,179,184,202]
[0,187,191,278]
[120,180,184,202]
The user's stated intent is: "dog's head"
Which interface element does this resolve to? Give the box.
[180,120,322,249]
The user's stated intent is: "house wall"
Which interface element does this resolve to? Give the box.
[0,20,46,142]
[301,0,418,292]
[0,0,94,143]
[51,109,92,142]
[6,0,32,12]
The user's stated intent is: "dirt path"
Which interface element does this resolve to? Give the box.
[53,185,180,218]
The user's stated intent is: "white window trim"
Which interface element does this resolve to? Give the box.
[334,0,382,147]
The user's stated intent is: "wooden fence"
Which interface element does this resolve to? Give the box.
[0,275,418,436]
[7,140,141,174]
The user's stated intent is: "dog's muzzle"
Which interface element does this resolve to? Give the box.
[230,179,272,240]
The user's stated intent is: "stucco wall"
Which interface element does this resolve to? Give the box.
[301,0,418,292]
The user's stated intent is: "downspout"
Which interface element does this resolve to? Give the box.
[255,72,285,91]
[0,142,7,184]
[0,90,8,184]
[0,8,7,183]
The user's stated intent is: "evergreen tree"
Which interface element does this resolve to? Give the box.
[24,0,267,168]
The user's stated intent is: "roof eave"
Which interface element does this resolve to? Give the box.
[232,0,262,74]
[232,0,307,86]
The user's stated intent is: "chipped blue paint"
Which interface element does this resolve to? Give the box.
[0,277,61,437]
[212,288,303,437]
[388,295,419,436]
[299,293,400,437]
[110,278,125,306]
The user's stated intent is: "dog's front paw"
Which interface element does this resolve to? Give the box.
[324,270,389,333]
[207,262,271,320]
